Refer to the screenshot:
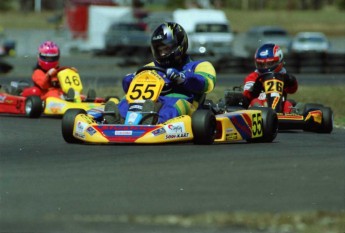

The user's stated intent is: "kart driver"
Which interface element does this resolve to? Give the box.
[242,43,298,113]
[21,40,66,100]
[104,22,216,124]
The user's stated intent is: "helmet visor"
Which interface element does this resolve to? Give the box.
[39,53,59,62]
[151,33,178,61]
[255,57,279,70]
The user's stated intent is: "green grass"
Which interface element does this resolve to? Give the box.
[224,7,345,36]
[1,7,345,35]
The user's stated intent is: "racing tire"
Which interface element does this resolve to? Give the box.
[317,106,333,133]
[192,109,216,145]
[247,107,278,143]
[86,88,96,102]
[303,103,326,133]
[62,108,86,143]
[25,96,43,118]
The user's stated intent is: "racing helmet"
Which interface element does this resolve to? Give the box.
[151,22,188,68]
[37,40,60,71]
[254,43,284,73]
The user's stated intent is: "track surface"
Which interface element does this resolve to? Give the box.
[1,116,344,232]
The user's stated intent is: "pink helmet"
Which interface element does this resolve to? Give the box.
[38,41,60,71]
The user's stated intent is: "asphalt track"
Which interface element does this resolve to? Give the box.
[1,115,344,232]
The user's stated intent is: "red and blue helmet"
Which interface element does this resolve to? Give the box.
[37,40,60,71]
[254,43,284,73]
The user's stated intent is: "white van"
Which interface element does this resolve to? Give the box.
[172,9,234,57]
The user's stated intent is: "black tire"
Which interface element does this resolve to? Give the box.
[247,107,278,143]
[318,106,333,133]
[192,109,216,145]
[303,103,327,133]
[86,88,96,102]
[25,96,43,118]
[61,108,87,143]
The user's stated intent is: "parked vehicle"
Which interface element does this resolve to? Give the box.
[104,21,151,56]
[290,32,330,54]
[0,26,15,57]
[243,26,291,57]
[172,9,235,58]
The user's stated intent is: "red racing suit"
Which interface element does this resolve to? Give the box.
[243,68,298,113]
[22,66,63,100]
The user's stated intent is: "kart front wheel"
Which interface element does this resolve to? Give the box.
[192,109,216,145]
[247,107,278,143]
[62,108,86,143]
[25,96,43,118]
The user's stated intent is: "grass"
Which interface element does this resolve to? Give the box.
[224,7,345,36]
[45,210,345,233]
[1,7,345,36]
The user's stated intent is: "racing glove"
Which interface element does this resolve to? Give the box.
[283,73,297,87]
[166,68,186,85]
[46,68,57,77]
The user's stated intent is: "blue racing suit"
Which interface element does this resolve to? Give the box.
[117,57,216,124]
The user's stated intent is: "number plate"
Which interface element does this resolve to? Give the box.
[126,70,165,103]
[57,68,83,94]
[263,79,284,95]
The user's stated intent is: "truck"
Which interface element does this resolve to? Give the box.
[172,9,234,58]
[65,0,134,53]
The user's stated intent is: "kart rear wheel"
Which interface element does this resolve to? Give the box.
[318,106,333,133]
[25,96,43,118]
[62,108,86,143]
[192,109,216,145]
[247,107,278,143]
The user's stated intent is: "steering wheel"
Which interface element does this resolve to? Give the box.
[135,66,167,75]
[135,66,173,95]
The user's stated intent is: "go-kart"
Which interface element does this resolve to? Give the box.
[223,72,333,133]
[0,67,116,118]
[62,66,278,144]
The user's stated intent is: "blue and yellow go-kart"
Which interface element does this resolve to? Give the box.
[61,66,278,144]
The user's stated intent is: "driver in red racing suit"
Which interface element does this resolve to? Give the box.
[21,40,63,100]
[243,43,298,113]
[104,22,216,124]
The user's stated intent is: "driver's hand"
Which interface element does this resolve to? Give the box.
[283,73,296,87]
[167,68,185,85]
[251,78,263,97]
[47,68,57,77]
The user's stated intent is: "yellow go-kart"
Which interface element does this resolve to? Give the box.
[62,66,278,144]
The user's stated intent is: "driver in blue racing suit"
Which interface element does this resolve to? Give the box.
[104,22,216,124]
